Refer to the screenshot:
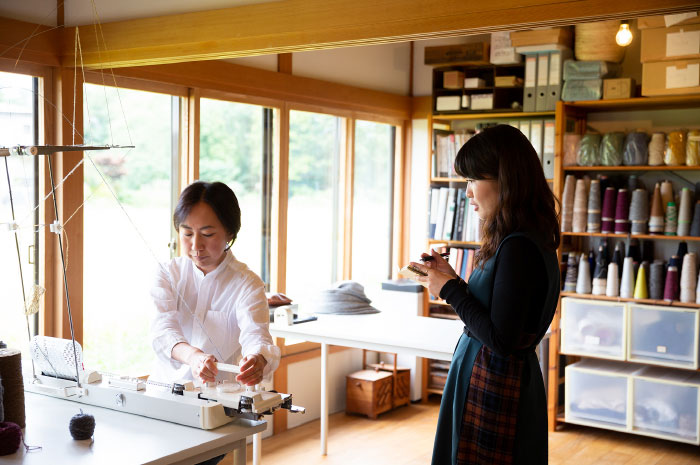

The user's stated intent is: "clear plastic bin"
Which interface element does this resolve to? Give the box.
[565,360,631,428]
[633,368,700,444]
[561,298,626,359]
[628,304,699,369]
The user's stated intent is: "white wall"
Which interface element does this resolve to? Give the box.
[292,43,411,95]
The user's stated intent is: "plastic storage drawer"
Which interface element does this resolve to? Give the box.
[561,297,626,360]
[632,366,700,445]
[565,360,636,430]
[628,304,699,369]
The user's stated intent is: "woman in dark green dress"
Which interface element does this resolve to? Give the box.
[411,124,560,465]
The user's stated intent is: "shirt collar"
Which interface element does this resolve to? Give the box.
[191,250,233,279]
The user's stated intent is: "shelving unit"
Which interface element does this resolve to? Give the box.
[549,96,700,438]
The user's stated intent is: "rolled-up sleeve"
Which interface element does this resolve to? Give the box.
[151,264,188,370]
[235,279,281,376]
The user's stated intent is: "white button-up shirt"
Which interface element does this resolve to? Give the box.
[150,251,280,383]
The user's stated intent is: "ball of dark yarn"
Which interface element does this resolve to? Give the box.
[0,422,22,455]
[69,411,95,440]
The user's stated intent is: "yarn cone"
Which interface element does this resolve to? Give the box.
[614,188,630,234]
[601,187,617,234]
[561,175,576,232]
[606,262,620,297]
[564,252,579,292]
[696,271,700,304]
[641,240,655,264]
[660,180,674,215]
[576,253,592,294]
[620,256,635,298]
[612,242,624,278]
[648,183,664,234]
[572,179,588,233]
[629,188,649,235]
[678,188,693,236]
[648,132,665,166]
[649,261,666,300]
[664,202,678,236]
[677,242,688,276]
[680,252,698,303]
[627,238,642,264]
[634,262,648,299]
[592,245,607,296]
[587,180,601,233]
[690,201,700,236]
[664,265,680,302]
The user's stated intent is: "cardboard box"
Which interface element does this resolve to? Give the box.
[642,59,700,96]
[641,24,700,63]
[424,42,490,65]
[495,75,524,87]
[510,27,573,48]
[470,93,494,110]
[443,70,465,89]
[603,78,635,99]
[435,95,462,112]
[638,12,700,30]
[464,77,486,88]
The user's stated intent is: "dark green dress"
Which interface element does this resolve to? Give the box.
[431,232,560,465]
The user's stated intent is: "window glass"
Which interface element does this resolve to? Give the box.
[0,71,38,355]
[82,84,176,374]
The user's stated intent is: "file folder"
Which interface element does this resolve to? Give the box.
[530,120,544,163]
[524,55,537,112]
[542,120,556,179]
[519,120,531,144]
[545,49,572,110]
[535,53,550,112]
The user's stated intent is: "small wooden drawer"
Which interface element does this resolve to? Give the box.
[346,370,394,419]
[561,297,626,360]
[627,304,699,369]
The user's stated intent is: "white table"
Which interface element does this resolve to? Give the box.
[4,392,267,464]
[271,313,463,455]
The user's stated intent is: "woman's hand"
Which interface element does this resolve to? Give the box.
[236,354,267,386]
[186,351,219,383]
[410,250,459,298]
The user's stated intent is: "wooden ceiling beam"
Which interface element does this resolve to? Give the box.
[63,0,699,69]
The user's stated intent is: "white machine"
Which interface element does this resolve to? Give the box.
[24,336,304,430]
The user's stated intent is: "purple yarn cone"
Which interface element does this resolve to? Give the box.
[614,188,630,234]
[601,187,617,234]
[664,266,680,301]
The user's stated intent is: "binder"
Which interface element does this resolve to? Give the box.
[434,187,449,241]
[535,53,550,112]
[545,49,572,111]
[542,120,555,179]
[530,120,544,163]
[523,55,538,112]
[442,187,457,240]
[519,120,531,144]
[429,187,440,239]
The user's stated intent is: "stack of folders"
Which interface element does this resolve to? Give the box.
[506,119,556,179]
[432,131,474,178]
[428,187,482,242]
[521,48,573,112]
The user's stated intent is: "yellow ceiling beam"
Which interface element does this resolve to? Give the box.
[65,0,698,69]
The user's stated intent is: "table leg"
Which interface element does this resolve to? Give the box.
[321,342,329,456]
[253,432,262,465]
[233,440,246,465]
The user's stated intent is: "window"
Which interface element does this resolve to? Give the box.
[199,98,274,282]
[351,120,395,292]
[0,71,39,354]
[82,83,179,374]
[286,110,343,305]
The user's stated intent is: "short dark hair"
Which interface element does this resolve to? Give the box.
[173,181,241,248]
[454,124,560,267]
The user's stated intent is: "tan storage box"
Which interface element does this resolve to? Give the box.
[638,12,700,30]
[367,362,411,408]
[424,42,490,65]
[642,59,700,96]
[603,78,635,99]
[641,24,700,63]
[346,370,393,419]
[510,27,573,47]
[443,70,465,89]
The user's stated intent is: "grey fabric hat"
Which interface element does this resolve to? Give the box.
[310,281,380,315]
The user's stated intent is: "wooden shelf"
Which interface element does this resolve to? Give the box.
[429,312,459,320]
[561,232,700,242]
[426,387,445,395]
[429,300,452,307]
[560,291,700,309]
[563,165,700,172]
[432,110,555,121]
[562,95,700,112]
[430,177,466,183]
[428,239,481,246]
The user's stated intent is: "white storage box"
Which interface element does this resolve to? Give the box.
[627,304,699,369]
[561,298,626,360]
[632,366,700,444]
[565,360,638,430]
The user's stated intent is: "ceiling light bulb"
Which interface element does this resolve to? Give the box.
[616,22,633,47]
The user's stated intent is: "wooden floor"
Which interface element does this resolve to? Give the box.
[224,398,700,464]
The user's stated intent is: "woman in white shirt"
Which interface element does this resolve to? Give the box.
[151,181,280,387]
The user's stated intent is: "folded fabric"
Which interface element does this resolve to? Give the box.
[309,281,380,315]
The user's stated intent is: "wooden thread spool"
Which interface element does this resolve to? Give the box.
[0,349,25,429]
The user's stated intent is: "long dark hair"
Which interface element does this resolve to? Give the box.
[454,125,560,267]
[173,181,241,249]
